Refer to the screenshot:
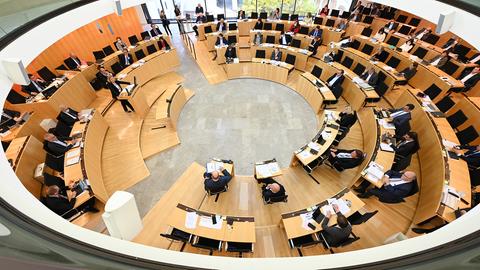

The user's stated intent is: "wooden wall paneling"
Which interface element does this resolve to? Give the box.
[13,136,46,199]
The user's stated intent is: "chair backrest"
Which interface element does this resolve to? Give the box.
[128,35,139,46]
[386,56,400,68]
[53,121,71,137]
[281,13,289,20]
[206,15,214,22]
[285,54,296,65]
[265,35,275,44]
[374,81,389,97]
[56,64,68,71]
[229,23,237,30]
[140,31,150,40]
[398,25,412,35]
[386,36,400,46]
[37,66,57,82]
[93,50,106,60]
[267,194,288,204]
[435,96,455,113]
[361,27,373,37]
[226,242,253,253]
[275,23,284,31]
[299,26,309,35]
[424,83,442,100]
[255,50,266,58]
[204,25,213,33]
[264,22,272,30]
[290,39,301,48]
[290,14,298,21]
[397,14,407,23]
[447,110,468,129]
[6,90,26,104]
[362,15,373,24]
[314,17,323,25]
[377,71,387,83]
[311,65,323,78]
[352,63,366,76]
[440,60,459,76]
[110,62,123,74]
[135,49,146,60]
[217,14,225,20]
[330,9,340,17]
[146,44,157,54]
[250,12,258,19]
[377,50,390,62]
[408,17,421,26]
[206,185,228,195]
[351,40,361,50]
[361,44,374,55]
[341,11,351,19]
[325,19,335,27]
[260,12,268,19]
[412,47,428,59]
[228,35,237,44]
[290,234,318,248]
[103,45,115,56]
[456,126,479,145]
[423,34,440,45]
[341,56,353,68]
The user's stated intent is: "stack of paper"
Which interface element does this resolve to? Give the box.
[206,162,223,173]
[298,151,313,159]
[308,142,320,151]
[65,156,80,166]
[334,199,351,215]
[66,148,81,159]
[380,142,394,152]
[300,212,314,230]
[379,119,396,129]
[365,162,385,183]
[199,215,222,229]
[442,139,457,149]
[320,87,330,93]
[441,185,460,209]
[185,212,198,229]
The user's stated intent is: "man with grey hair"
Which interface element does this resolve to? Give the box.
[357,170,417,201]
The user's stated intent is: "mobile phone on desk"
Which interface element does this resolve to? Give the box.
[212,215,217,224]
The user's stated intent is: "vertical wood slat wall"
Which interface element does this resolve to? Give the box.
[26,7,143,75]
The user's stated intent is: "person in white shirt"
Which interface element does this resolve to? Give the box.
[356,170,416,201]
[254,32,263,45]
[372,28,387,43]
[413,27,431,40]
[279,31,291,45]
[399,38,415,53]
[272,7,280,20]
[468,53,480,65]
[303,12,313,24]
[427,51,450,68]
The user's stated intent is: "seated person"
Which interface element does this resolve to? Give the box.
[224,44,237,63]
[56,105,78,126]
[370,47,388,62]
[192,13,207,36]
[328,148,364,171]
[150,23,163,36]
[338,36,354,48]
[260,177,285,201]
[372,28,387,43]
[254,18,264,30]
[383,20,398,32]
[119,49,134,68]
[303,12,313,24]
[360,67,378,86]
[336,19,348,31]
[217,18,227,32]
[64,53,83,70]
[279,31,292,45]
[238,10,246,20]
[309,26,323,38]
[115,36,128,51]
[270,47,282,61]
[387,104,414,138]
[399,62,418,81]
[326,70,345,98]
[457,67,480,92]
[427,51,450,68]
[452,144,480,186]
[308,37,322,55]
[413,27,432,40]
[468,52,480,65]
[399,38,415,53]
[1,108,21,131]
[321,204,352,246]
[388,131,419,170]
[323,50,339,63]
[158,36,171,50]
[96,65,113,88]
[22,74,46,96]
[203,166,232,192]
[289,19,301,34]
[43,185,97,218]
[253,32,263,45]
[215,33,228,47]
[44,133,79,156]
[441,37,458,51]
[356,170,417,201]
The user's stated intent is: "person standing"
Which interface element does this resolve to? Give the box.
[106,76,135,113]
[160,10,172,36]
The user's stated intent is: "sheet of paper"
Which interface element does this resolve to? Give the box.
[300,213,314,230]
[268,162,280,174]
[335,199,351,215]
[65,156,80,166]
[185,212,198,229]
[366,162,385,180]
[298,151,313,159]
[308,142,320,151]
[442,139,457,149]
[379,119,396,129]
[321,204,334,216]
[380,143,394,152]
[206,161,223,173]
[320,87,330,93]
[66,148,81,159]
[198,215,222,229]
[256,164,272,177]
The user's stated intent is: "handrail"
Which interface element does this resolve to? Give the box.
[0,0,97,51]
[178,20,197,60]
[166,84,183,118]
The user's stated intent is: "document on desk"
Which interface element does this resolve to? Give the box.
[66,148,81,159]
[380,143,394,152]
[365,162,385,183]
[300,212,314,230]
[335,199,351,215]
[65,156,80,166]
[441,185,460,210]
[442,139,457,149]
[298,151,313,159]
[199,215,222,229]
[185,211,198,229]
[206,162,223,173]
[308,142,320,151]
[378,119,395,130]
[268,162,281,174]
[319,87,330,93]
[321,204,334,216]
[256,164,272,177]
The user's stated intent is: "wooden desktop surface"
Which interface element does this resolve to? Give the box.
[250,44,312,71]
[295,72,336,114]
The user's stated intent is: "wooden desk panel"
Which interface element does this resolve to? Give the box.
[250,44,312,71]
[206,31,239,51]
[237,20,256,36]
[224,60,292,85]
[294,73,326,114]
[197,22,217,40]
[249,30,281,45]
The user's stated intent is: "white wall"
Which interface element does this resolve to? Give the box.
[0,0,480,269]
[371,0,480,50]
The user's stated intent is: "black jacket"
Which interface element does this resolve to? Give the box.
[225,47,237,59]
[118,53,134,68]
[326,74,345,98]
[44,195,76,216]
[204,169,232,192]
[107,80,130,99]
[261,178,285,200]
[329,149,364,170]
[388,108,412,138]
[321,214,352,247]
[458,70,480,91]
[400,66,417,80]
[392,140,418,160]
[337,112,357,129]
[254,21,263,30]
[45,139,73,156]
[216,22,227,32]
[370,170,415,201]
[360,71,379,86]
[150,28,162,37]
[215,37,228,46]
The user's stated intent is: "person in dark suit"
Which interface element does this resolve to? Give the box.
[321,204,352,247]
[308,37,322,55]
[468,52,480,65]
[225,44,237,63]
[323,50,339,63]
[150,23,162,37]
[279,31,292,45]
[399,62,418,81]
[309,26,323,38]
[357,170,416,201]
[216,18,227,32]
[195,3,204,15]
[370,47,388,62]
[157,37,171,50]
[427,51,450,68]
[64,53,82,70]
[334,106,357,145]
[270,47,282,61]
[441,37,458,51]
[22,74,46,96]
[360,67,379,86]
[1,109,21,130]
[338,36,354,48]
[254,18,264,30]
[96,65,113,88]
[215,33,228,46]
[458,67,480,92]
[336,19,348,31]
[413,27,432,41]
[328,148,364,171]
[106,76,135,113]
[44,185,97,218]
[383,20,398,32]
[388,104,415,138]
[238,10,246,19]
[44,133,78,156]
[389,131,419,170]
[193,13,207,36]
[56,105,78,127]
[260,178,285,201]
[115,37,128,51]
[453,144,480,185]
[118,49,134,68]
[326,70,345,99]
[203,167,232,192]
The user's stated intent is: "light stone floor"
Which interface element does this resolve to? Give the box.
[127,28,318,217]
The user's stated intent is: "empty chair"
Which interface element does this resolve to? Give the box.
[447,110,468,130]
[275,23,284,32]
[325,19,335,27]
[160,228,192,251]
[374,81,389,97]
[280,13,289,20]
[412,47,428,59]
[260,12,268,19]
[285,54,296,65]
[311,65,323,78]
[341,56,353,69]
[250,12,258,19]
[385,36,400,46]
[314,17,323,25]
[299,26,309,35]
[396,14,407,23]
[456,126,478,145]
[37,66,57,82]
[229,23,237,30]
[330,9,340,17]
[361,27,373,37]
[53,121,72,137]
[225,242,253,257]
[386,56,401,68]
[102,45,115,56]
[319,231,360,254]
[440,61,459,76]
[352,63,366,76]
[435,96,455,113]
[45,152,64,173]
[6,90,26,104]
[217,14,225,20]
[377,71,387,83]
[204,25,213,34]
[336,50,344,61]
[140,31,150,40]
[341,11,351,19]
[135,49,146,60]
[93,50,106,60]
[423,34,440,45]
[362,16,374,24]
[263,23,272,30]
[128,35,139,46]
[265,35,275,44]
[255,50,266,58]
[408,17,421,26]
[146,44,157,54]
[56,64,68,71]
[424,83,442,100]
[228,35,237,44]
[351,40,361,50]
[290,39,301,48]
[110,62,123,75]
[191,236,222,255]
[361,44,374,55]
[290,14,298,21]
[397,25,412,35]
[289,234,320,256]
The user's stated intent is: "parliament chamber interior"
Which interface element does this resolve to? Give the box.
[1,0,480,269]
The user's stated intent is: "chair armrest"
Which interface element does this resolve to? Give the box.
[319,232,331,249]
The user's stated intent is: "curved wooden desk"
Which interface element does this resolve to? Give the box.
[224,58,294,84]
[0,112,45,143]
[394,89,470,224]
[206,30,239,51]
[294,72,336,114]
[250,44,312,71]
